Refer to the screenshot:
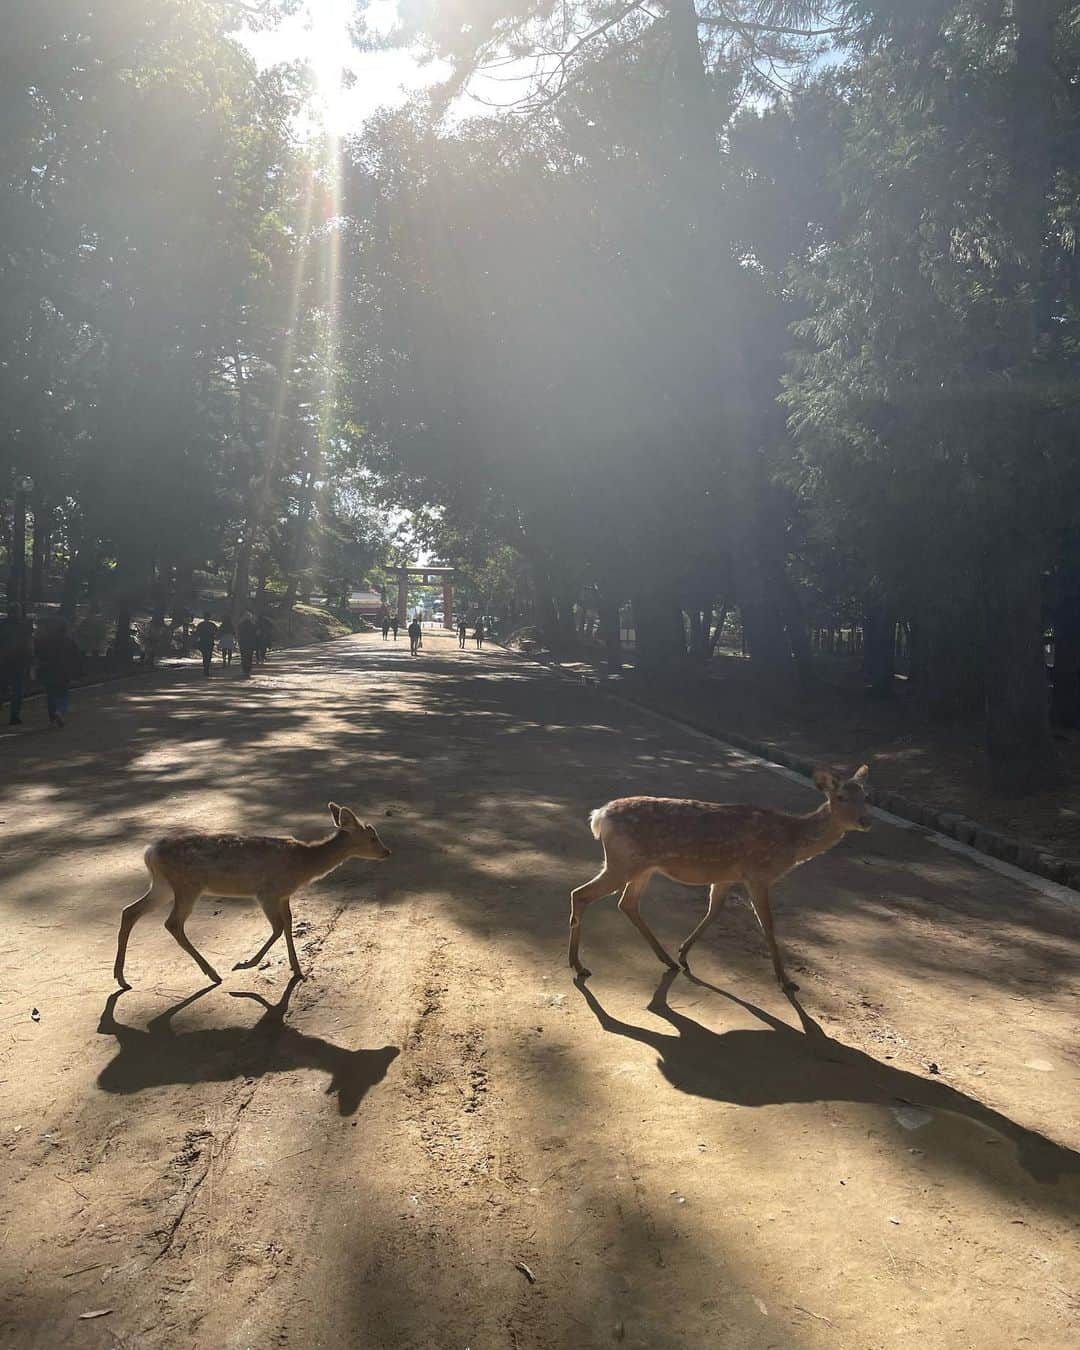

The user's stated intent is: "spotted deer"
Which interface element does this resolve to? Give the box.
[114,803,391,989]
[568,767,871,991]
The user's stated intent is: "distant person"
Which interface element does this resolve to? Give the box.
[218,614,236,666]
[0,603,33,725]
[256,612,274,663]
[35,616,82,728]
[408,616,422,655]
[381,614,391,640]
[458,617,467,649]
[194,611,217,678]
[237,611,258,676]
[474,619,485,650]
[390,613,399,640]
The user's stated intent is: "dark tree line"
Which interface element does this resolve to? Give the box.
[336,0,1080,791]
[4,2,1079,792]
[0,1,385,654]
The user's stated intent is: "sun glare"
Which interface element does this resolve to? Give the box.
[307,0,353,133]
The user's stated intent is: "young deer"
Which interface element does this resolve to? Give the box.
[568,766,871,991]
[114,803,391,989]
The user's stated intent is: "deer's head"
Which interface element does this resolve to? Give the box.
[813,765,872,832]
[328,802,392,859]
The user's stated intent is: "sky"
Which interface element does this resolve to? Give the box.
[240,0,447,133]
[239,0,589,134]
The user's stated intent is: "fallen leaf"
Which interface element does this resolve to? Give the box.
[78,1309,113,1320]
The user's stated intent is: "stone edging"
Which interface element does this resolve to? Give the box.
[512,648,1080,894]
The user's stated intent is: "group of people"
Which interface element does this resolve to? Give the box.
[457,618,486,650]
[0,602,278,731]
[193,611,274,678]
[378,608,487,655]
[0,604,83,728]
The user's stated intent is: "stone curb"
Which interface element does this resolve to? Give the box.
[516,650,1080,896]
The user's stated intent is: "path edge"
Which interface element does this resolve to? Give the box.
[510,649,1080,897]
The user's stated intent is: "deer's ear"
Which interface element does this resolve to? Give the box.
[338,806,361,831]
[813,768,838,795]
[328,801,342,826]
[852,764,870,783]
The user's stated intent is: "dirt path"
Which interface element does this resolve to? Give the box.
[1,632,1077,1349]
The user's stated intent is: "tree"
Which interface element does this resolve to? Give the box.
[784,4,1080,787]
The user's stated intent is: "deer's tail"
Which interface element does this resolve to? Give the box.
[588,807,607,840]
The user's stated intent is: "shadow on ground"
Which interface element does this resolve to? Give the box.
[97,977,399,1116]
[576,968,1080,1199]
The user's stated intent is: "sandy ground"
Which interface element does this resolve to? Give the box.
[0,630,1077,1350]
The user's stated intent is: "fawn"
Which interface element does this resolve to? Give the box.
[569,766,871,991]
[113,803,391,989]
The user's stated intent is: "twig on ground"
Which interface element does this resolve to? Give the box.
[63,1263,107,1279]
[794,1304,835,1326]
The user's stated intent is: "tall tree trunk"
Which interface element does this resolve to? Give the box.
[862,601,896,699]
[598,596,622,675]
[707,603,729,657]
[60,541,88,618]
[282,467,317,612]
[917,603,985,722]
[29,497,50,603]
[984,547,1054,791]
[1051,592,1080,728]
[557,591,578,648]
[633,588,686,673]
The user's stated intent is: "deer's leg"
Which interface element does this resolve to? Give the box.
[568,867,621,977]
[164,888,221,985]
[114,873,168,989]
[748,883,796,992]
[233,895,286,970]
[677,882,733,970]
[618,874,678,971]
[280,899,305,979]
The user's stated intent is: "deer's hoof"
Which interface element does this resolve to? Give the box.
[115,976,131,991]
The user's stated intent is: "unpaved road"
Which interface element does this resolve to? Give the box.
[1,631,1077,1350]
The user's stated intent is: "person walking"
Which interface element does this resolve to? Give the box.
[237,610,258,676]
[474,619,485,650]
[0,603,34,725]
[457,617,467,650]
[390,613,400,641]
[256,612,274,664]
[218,614,236,666]
[194,611,218,678]
[408,616,422,655]
[381,614,391,640]
[35,616,82,728]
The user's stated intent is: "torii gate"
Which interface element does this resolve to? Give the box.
[397,565,455,629]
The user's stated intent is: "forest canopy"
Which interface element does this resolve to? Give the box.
[3,1,1079,788]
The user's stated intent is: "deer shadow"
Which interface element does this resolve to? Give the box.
[97,978,399,1116]
[575,970,1079,1199]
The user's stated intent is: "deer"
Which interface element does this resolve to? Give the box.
[113,803,391,990]
[568,766,871,992]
